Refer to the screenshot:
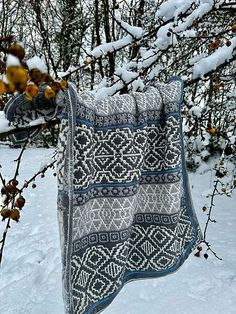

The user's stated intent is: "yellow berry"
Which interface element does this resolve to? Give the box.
[25,92,33,100]
[25,83,39,100]
[210,40,220,50]
[44,87,55,99]
[60,80,68,89]
[15,81,27,92]
[219,82,224,88]
[0,80,7,95]
[6,66,28,85]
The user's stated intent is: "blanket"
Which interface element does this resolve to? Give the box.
[5,77,203,314]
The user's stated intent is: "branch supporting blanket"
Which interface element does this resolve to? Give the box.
[5,77,203,314]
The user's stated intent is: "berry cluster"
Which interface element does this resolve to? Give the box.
[0,40,68,101]
[1,179,25,222]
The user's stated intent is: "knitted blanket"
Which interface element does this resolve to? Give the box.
[5,77,203,314]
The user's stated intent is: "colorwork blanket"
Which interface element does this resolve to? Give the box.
[5,77,203,314]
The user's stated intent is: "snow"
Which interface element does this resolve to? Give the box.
[115,68,139,83]
[26,56,48,73]
[175,1,214,32]
[0,148,235,314]
[131,78,145,92]
[115,17,143,39]
[29,117,46,126]
[156,0,193,21]
[230,135,236,145]
[0,111,14,133]
[227,90,236,98]
[200,149,210,159]
[0,111,47,133]
[147,65,163,80]
[91,35,133,58]
[154,22,176,50]
[6,54,21,67]
[95,81,124,101]
[192,37,236,78]
[189,53,208,65]
[57,66,78,78]
[156,0,216,34]
[138,49,159,69]
[181,29,197,38]
[88,20,140,61]
[189,106,203,118]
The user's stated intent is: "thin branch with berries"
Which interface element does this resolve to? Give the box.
[0,140,57,265]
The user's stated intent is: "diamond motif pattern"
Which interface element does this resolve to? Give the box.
[54,79,203,314]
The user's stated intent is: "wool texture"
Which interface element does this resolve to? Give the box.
[5,77,203,314]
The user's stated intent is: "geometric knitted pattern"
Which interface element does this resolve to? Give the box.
[5,77,203,314]
[56,77,203,314]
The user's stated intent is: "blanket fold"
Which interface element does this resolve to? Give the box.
[5,77,203,314]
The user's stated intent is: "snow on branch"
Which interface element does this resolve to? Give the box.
[192,37,236,78]
[156,0,195,21]
[90,35,134,59]
[115,67,139,82]
[95,81,124,101]
[89,17,143,59]
[55,0,232,102]
[26,56,47,73]
[0,118,60,139]
[113,17,143,40]
[174,1,215,32]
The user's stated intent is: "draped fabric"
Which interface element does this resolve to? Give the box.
[5,77,203,314]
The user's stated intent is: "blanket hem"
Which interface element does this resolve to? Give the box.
[72,76,203,314]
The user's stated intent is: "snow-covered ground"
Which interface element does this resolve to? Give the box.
[0,147,235,314]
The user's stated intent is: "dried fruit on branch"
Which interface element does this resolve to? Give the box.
[25,83,39,100]
[0,80,7,95]
[29,68,42,84]
[1,208,11,220]
[44,87,55,99]
[231,24,236,32]
[6,66,28,85]
[207,127,217,136]
[5,183,17,195]
[60,80,68,89]
[10,208,20,222]
[50,81,61,92]
[15,196,26,209]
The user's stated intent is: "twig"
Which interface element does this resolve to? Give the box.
[0,146,57,266]
[19,157,57,194]
[203,179,219,241]
[0,138,28,265]
[13,139,28,180]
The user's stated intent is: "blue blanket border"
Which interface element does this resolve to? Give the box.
[80,76,203,314]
